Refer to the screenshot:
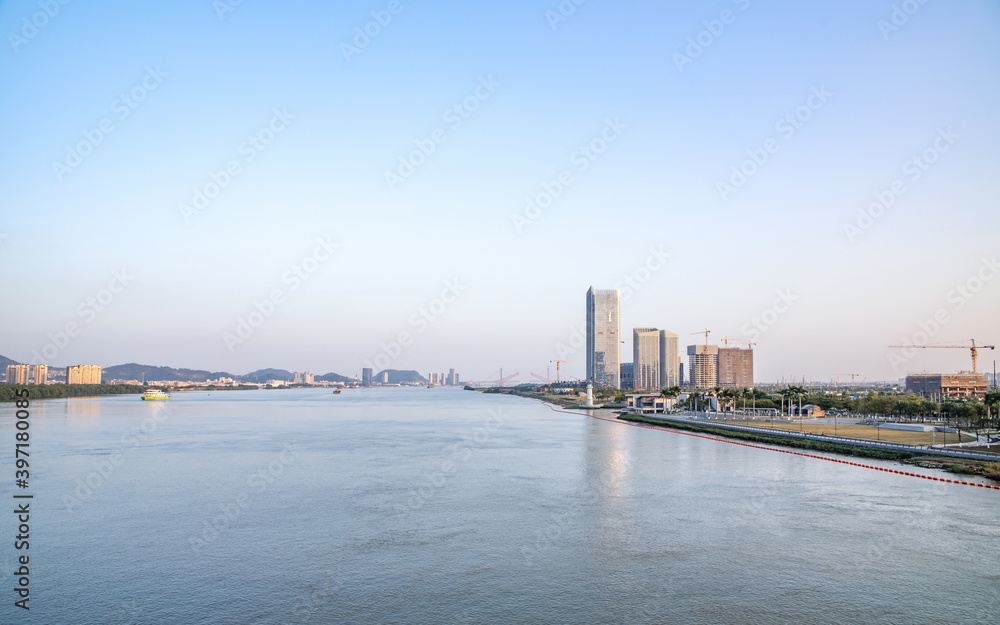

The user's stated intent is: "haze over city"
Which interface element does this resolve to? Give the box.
[2,0,999,383]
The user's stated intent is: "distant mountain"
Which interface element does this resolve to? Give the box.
[103,363,235,383]
[0,354,18,368]
[376,369,427,384]
[316,372,352,383]
[238,369,294,382]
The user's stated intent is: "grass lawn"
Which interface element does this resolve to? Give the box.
[719,421,977,446]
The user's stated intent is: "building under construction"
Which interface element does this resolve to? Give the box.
[905,374,988,400]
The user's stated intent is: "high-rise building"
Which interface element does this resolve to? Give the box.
[679,362,685,386]
[718,347,753,388]
[633,328,661,391]
[446,368,456,385]
[67,365,102,385]
[32,364,48,385]
[6,364,28,385]
[362,368,373,387]
[380,371,389,384]
[659,330,680,388]
[686,345,718,389]
[619,363,634,390]
[586,287,621,389]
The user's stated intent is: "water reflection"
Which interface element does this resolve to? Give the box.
[65,398,101,419]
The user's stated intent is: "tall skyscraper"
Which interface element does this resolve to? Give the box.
[362,368,373,387]
[686,345,718,389]
[659,330,679,388]
[718,347,753,388]
[586,287,621,389]
[633,328,661,391]
[32,364,48,385]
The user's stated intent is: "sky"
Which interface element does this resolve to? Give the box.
[1,0,999,384]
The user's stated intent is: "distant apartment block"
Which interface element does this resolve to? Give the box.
[718,347,753,388]
[660,331,680,388]
[67,365,102,385]
[633,328,661,391]
[293,371,315,385]
[619,362,634,390]
[586,287,621,389]
[362,368,373,387]
[447,368,457,386]
[906,373,988,400]
[6,364,28,385]
[32,364,48,385]
[686,345,718,389]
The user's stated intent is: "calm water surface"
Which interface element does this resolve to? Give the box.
[1,387,997,624]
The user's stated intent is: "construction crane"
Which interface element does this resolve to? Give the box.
[721,337,756,349]
[888,339,996,374]
[549,360,573,383]
[834,373,860,387]
[692,329,711,346]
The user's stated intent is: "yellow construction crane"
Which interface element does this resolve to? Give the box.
[549,360,573,383]
[887,339,995,374]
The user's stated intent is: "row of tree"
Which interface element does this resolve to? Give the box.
[0,384,147,402]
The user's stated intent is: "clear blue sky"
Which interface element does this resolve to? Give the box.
[2,0,999,383]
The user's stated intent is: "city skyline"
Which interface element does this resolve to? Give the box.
[1,1,998,383]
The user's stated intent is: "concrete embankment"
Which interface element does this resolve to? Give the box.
[620,413,1000,463]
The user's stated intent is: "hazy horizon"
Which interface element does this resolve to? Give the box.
[3,0,999,384]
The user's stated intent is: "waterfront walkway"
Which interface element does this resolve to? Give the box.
[638,412,1000,463]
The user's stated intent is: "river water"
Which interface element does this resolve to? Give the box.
[1,387,997,624]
